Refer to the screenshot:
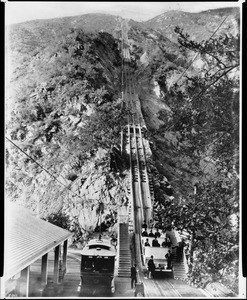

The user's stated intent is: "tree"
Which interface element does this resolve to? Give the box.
[152,28,239,293]
[166,28,239,166]
[45,211,71,230]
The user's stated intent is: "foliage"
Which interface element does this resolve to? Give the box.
[151,27,239,293]
[44,211,71,230]
[172,28,238,170]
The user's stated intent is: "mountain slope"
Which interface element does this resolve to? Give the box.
[142,7,239,42]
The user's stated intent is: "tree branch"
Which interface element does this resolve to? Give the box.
[192,64,239,102]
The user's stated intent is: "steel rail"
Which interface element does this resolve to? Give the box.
[128,65,153,227]
[125,62,144,232]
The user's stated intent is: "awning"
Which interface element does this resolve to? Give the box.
[4,202,73,280]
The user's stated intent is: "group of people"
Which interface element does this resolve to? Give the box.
[142,221,171,245]
[144,236,171,248]
[141,228,162,238]
[147,250,173,279]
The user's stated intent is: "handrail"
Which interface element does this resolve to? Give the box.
[133,123,144,227]
[128,123,135,233]
[138,123,152,226]
[125,62,144,233]
[135,233,144,270]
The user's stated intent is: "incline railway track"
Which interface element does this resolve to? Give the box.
[122,49,153,233]
[117,26,154,277]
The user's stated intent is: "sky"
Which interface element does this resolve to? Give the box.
[5,1,242,25]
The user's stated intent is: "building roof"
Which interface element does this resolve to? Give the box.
[5,202,73,280]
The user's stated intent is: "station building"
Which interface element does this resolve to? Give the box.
[1,202,73,297]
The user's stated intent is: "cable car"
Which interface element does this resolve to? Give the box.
[80,237,116,295]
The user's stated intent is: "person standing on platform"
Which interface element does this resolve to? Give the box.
[160,229,166,238]
[185,245,190,264]
[144,238,150,246]
[152,237,160,247]
[142,220,147,230]
[131,264,137,289]
[166,236,172,247]
[148,255,156,279]
[142,229,148,237]
[154,228,161,238]
[165,250,173,269]
[177,239,186,262]
[176,241,183,262]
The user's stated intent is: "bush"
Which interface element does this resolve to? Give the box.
[45,211,71,230]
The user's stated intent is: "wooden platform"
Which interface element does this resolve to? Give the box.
[26,248,209,297]
[142,277,207,298]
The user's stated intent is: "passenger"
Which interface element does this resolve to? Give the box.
[111,236,117,248]
[147,255,156,279]
[148,229,155,237]
[142,229,148,237]
[160,229,166,238]
[165,250,173,269]
[185,246,190,264]
[154,228,161,238]
[176,241,184,262]
[152,237,160,247]
[161,240,167,248]
[166,236,172,247]
[130,264,137,289]
[94,255,102,271]
[142,220,147,230]
[85,259,92,269]
[144,238,150,247]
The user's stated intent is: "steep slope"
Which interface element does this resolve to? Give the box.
[6,26,127,244]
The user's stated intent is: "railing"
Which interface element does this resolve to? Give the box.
[133,124,144,227]
[128,124,135,233]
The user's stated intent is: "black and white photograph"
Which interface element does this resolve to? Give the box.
[3,1,244,298]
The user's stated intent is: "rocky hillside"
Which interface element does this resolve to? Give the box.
[6,23,127,245]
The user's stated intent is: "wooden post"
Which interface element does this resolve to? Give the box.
[21,266,30,297]
[53,245,60,284]
[63,240,68,273]
[41,253,48,284]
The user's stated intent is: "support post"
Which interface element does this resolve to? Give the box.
[41,253,48,285]
[53,245,60,284]
[21,266,30,297]
[62,240,68,273]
